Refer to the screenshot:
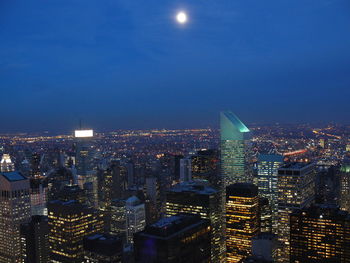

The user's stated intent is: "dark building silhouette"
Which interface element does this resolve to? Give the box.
[83,233,123,263]
[134,214,211,263]
[191,149,220,188]
[20,215,49,263]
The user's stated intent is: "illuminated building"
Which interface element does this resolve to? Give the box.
[0,154,15,172]
[110,199,127,241]
[277,163,316,263]
[48,200,104,262]
[0,171,31,262]
[340,159,350,212]
[20,215,49,263]
[74,129,94,176]
[83,234,123,263]
[125,196,146,245]
[220,111,250,186]
[259,197,272,233]
[74,129,97,207]
[226,183,260,263]
[179,157,192,182]
[166,181,225,262]
[290,205,350,262]
[134,214,211,263]
[257,154,284,233]
[29,177,48,216]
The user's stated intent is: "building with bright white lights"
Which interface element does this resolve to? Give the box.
[0,154,15,172]
[0,171,31,262]
[277,163,316,263]
[125,196,146,245]
[257,154,284,233]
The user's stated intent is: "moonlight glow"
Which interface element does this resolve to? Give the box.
[176,11,188,24]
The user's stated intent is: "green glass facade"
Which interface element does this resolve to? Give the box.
[220,111,250,186]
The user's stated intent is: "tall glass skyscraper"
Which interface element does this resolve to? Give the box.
[257,154,284,233]
[220,111,250,186]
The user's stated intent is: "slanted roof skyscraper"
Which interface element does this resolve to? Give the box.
[220,111,250,186]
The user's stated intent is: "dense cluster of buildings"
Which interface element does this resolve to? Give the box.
[0,112,349,262]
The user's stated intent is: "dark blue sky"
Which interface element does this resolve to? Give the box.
[1,0,350,132]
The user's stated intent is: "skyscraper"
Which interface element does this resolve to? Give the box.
[20,215,49,263]
[226,183,260,263]
[48,200,104,262]
[74,129,95,177]
[179,157,192,182]
[125,196,146,245]
[29,176,48,216]
[257,154,284,233]
[191,149,220,188]
[220,111,250,186]
[0,154,15,172]
[74,129,98,208]
[166,181,225,262]
[277,163,316,263]
[0,171,31,262]
[134,214,211,263]
[110,199,127,241]
[340,159,350,212]
[290,205,350,262]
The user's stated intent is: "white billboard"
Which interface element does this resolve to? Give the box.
[74,129,93,138]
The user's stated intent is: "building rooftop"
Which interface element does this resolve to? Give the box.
[226,183,258,197]
[291,204,350,220]
[279,162,313,170]
[139,214,209,239]
[84,233,122,256]
[221,111,250,133]
[169,181,218,195]
[1,171,27,182]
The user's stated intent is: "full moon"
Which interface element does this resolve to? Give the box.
[176,11,188,24]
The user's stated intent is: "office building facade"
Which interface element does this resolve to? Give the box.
[226,183,260,263]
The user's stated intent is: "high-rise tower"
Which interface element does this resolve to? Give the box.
[257,154,284,233]
[277,163,316,262]
[220,111,250,186]
[226,183,260,263]
[166,181,225,262]
[0,171,31,262]
[48,200,104,262]
[340,159,350,212]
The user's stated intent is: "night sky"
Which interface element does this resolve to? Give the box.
[1,0,350,132]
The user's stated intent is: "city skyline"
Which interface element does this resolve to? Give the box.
[1,0,350,132]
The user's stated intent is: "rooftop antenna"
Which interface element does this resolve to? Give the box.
[79,119,82,129]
